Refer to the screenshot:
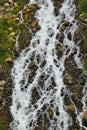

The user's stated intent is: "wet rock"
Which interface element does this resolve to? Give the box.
[51,0,63,16]
[40,60,46,68]
[55,43,63,58]
[43,113,50,129]
[67,105,75,111]
[47,107,53,119]
[67,32,72,40]
[68,123,80,130]
[64,72,73,85]
[54,7,60,16]
[0,65,13,129]
[28,70,36,83]
[56,32,64,43]
[29,61,36,69]
[64,94,72,106]
[82,111,87,120]
[73,28,83,43]
[71,94,83,112]
[23,4,40,24]
[82,111,87,127]
[66,105,77,124]
[79,76,86,85]
[31,19,38,27]
[60,21,70,32]
[32,25,41,33]
[31,87,40,104]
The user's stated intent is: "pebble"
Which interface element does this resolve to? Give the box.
[0,80,6,87]
[8,0,13,3]
[4,3,9,7]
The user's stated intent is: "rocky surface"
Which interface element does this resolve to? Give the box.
[0,65,12,130]
[0,0,87,130]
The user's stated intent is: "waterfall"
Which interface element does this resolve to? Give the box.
[10,0,86,130]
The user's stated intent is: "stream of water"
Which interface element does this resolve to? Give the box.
[10,0,86,130]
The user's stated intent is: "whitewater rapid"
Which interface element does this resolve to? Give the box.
[10,0,86,130]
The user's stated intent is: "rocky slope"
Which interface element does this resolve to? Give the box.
[0,0,87,130]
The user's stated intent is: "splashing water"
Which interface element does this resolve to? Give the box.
[10,0,86,130]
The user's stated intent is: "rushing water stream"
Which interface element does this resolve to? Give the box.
[10,0,87,130]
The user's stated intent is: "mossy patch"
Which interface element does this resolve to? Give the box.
[0,17,17,65]
[0,50,12,65]
[78,0,87,13]
[0,0,29,65]
[11,6,20,14]
[0,0,8,6]
[0,116,8,130]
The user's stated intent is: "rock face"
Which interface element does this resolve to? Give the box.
[0,65,13,129]
[22,4,41,33]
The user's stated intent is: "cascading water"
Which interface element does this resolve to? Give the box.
[10,0,86,130]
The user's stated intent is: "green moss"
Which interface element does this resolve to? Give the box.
[0,124,3,130]
[0,50,12,65]
[0,17,16,65]
[19,0,28,7]
[0,118,8,130]
[78,0,87,13]
[0,0,28,65]
[11,6,20,14]
[0,0,7,6]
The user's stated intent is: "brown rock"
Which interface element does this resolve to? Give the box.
[64,73,73,85]
[60,21,70,32]
[82,111,87,119]
[28,61,36,69]
[0,80,6,87]
[47,107,53,119]
[10,32,15,36]
[67,105,75,111]
[4,3,9,7]
[8,0,13,3]
[5,57,13,64]
[82,111,87,127]
[31,19,38,27]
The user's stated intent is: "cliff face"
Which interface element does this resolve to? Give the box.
[0,0,87,130]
